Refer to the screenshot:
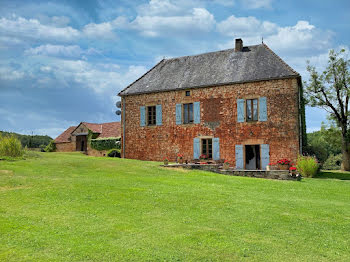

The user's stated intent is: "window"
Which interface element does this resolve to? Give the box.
[147,106,156,125]
[185,90,191,96]
[246,99,258,121]
[202,138,212,159]
[183,103,193,124]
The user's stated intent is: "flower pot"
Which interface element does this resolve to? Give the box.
[278,164,289,170]
[164,160,169,166]
[223,162,230,170]
[177,157,183,164]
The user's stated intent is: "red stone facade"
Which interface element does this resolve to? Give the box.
[121,77,302,168]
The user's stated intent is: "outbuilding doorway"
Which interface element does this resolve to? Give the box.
[76,135,87,152]
[245,145,260,170]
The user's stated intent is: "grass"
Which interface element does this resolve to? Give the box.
[316,170,350,180]
[0,153,349,261]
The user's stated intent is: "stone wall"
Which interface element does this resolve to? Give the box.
[55,140,108,157]
[55,142,75,152]
[87,146,108,157]
[121,77,300,167]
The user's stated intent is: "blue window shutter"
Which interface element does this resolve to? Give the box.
[213,138,220,160]
[237,99,245,122]
[193,138,200,159]
[260,144,270,170]
[156,104,162,125]
[259,97,267,121]
[194,101,200,124]
[235,145,244,169]
[140,106,146,127]
[176,104,182,124]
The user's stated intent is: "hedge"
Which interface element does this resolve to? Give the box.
[90,137,121,151]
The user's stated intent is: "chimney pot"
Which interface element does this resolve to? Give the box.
[235,38,243,52]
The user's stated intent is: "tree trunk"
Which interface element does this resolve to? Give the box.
[341,131,350,171]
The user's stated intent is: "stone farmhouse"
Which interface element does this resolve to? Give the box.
[118,39,306,169]
[54,122,121,156]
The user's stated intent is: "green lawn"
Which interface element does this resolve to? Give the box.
[0,153,349,261]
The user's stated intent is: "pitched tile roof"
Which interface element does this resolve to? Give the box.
[118,43,299,96]
[54,122,121,143]
[54,126,76,143]
[97,122,121,138]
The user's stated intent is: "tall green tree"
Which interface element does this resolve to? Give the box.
[305,49,350,171]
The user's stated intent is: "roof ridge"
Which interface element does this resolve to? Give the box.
[164,44,261,62]
[118,59,165,96]
[262,43,299,76]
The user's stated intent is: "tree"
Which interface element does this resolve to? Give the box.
[305,49,350,171]
[305,122,342,163]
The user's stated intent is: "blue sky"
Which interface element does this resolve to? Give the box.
[0,0,349,138]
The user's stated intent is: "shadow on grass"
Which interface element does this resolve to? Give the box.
[314,170,350,180]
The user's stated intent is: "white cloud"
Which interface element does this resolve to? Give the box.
[0,16,80,42]
[25,58,147,94]
[264,21,333,53]
[51,16,71,27]
[25,44,83,58]
[0,66,25,80]
[218,18,333,57]
[217,15,278,37]
[82,16,127,39]
[137,0,182,16]
[130,8,215,37]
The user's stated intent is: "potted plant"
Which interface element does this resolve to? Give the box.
[177,153,184,164]
[289,166,297,175]
[199,154,207,164]
[163,157,169,166]
[223,160,230,170]
[277,158,291,170]
[267,162,277,170]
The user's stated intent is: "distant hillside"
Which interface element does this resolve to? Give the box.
[0,131,53,148]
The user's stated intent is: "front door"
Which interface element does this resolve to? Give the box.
[76,135,87,152]
[245,145,260,170]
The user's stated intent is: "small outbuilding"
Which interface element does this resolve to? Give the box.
[54,122,121,156]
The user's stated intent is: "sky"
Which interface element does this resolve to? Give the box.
[0,0,349,138]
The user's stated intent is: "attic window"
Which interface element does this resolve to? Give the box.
[185,91,190,96]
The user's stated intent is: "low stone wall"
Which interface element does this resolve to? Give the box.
[163,164,301,181]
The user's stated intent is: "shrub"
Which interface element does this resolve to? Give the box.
[0,134,24,157]
[39,144,46,152]
[296,155,319,178]
[107,148,121,158]
[323,154,342,170]
[45,140,56,152]
[23,150,41,159]
[90,137,121,151]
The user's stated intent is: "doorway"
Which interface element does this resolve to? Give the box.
[245,145,260,170]
[76,135,87,152]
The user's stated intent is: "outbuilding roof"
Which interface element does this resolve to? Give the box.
[54,122,121,143]
[54,126,76,143]
[118,43,299,96]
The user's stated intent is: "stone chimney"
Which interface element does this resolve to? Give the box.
[235,38,243,52]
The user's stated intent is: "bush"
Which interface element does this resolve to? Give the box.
[45,140,56,152]
[323,154,342,170]
[296,155,319,178]
[107,148,121,158]
[0,134,24,157]
[90,137,121,151]
[23,150,42,159]
[39,144,46,152]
